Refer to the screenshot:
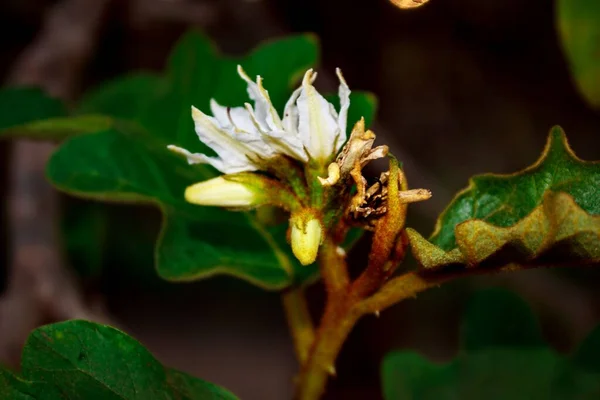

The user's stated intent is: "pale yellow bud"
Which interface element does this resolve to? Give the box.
[290,211,323,266]
[185,176,259,207]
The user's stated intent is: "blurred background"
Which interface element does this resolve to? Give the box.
[1,0,600,399]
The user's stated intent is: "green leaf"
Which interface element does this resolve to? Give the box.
[557,0,600,108]
[1,320,238,399]
[0,87,115,139]
[77,73,165,120]
[0,87,66,137]
[4,115,115,139]
[382,290,600,400]
[0,87,65,129]
[0,369,63,400]
[408,126,600,270]
[47,32,328,289]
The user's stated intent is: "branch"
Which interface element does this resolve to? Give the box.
[355,262,590,316]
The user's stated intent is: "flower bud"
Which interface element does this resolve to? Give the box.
[290,210,323,266]
[185,176,261,207]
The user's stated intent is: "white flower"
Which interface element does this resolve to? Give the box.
[168,65,350,173]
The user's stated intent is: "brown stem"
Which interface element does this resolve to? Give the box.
[319,238,350,295]
[357,262,561,316]
[357,270,450,316]
[295,294,360,400]
[282,288,315,365]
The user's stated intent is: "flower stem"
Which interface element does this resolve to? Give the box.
[282,288,315,365]
[294,239,357,400]
[295,293,360,400]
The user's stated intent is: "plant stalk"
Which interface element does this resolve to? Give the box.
[295,293,360,400]
[282,288,315,365]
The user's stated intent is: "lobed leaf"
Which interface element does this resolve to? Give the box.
[408,126,600,270]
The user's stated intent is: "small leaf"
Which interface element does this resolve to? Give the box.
[1,320,238,399]
[408,126,600,270]
[557,0,600,108]
[382,290,600,400]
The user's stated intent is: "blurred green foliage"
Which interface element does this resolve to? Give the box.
[557,0,600,109]
[382,289,600,400]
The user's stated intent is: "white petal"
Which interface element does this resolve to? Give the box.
[167,145,257,174]
[296,69,340,162]
[336,68,351,152]
[244,103,308,162]
[283,72,317,134]
[192,106,249,158]
[282,86,302,134]
[190,106,264,173]
[209,99,276,159]
[209,99,258,134]
[262,129,308,162]
[237,65,282,131]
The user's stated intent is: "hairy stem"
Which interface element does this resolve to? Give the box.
[295,294,360,400]
[358,263,541,316]
[282,288,315,365]
[319,238,350,294]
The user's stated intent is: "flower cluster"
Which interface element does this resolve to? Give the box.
[168,66,429,266]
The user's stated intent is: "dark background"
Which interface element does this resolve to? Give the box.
[1,0,600,399]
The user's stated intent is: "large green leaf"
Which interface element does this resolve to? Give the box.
[382,290,600,400]
[0,320,238,399]
[407,126,600,270]
[557,0,600,108]
[48,31,375,289]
